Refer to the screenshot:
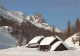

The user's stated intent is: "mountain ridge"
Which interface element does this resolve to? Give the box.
[0,6,62,33]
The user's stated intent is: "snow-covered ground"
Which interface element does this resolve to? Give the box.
[0,34,79,56]
[0,46,80,56]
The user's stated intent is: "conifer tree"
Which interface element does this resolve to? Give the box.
[75,18,80,33]
[67,20,71,37]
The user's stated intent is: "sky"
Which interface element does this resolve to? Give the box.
[0,0,80,30]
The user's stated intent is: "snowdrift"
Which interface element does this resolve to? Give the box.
[65,33,80,50]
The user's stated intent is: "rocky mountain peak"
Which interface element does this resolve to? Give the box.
[0,5,6,10]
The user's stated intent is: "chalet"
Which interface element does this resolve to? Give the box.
[39,36,62,52]
[27,36,44,48]
[50,41,69,51]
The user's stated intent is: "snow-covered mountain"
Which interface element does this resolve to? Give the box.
[0,5,62,33]
[0,26,17,49]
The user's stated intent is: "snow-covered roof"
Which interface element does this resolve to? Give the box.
[55,35,63,41]
[40,36,63,45]
[28,36,44,44]
[40,36,56,45]
[50,41,70,51]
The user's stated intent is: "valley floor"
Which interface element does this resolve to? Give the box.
[0,46,80,56]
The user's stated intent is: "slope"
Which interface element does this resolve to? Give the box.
[0,26,17,49]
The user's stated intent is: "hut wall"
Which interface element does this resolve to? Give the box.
[40,45,51,52]
[54,43,68,51]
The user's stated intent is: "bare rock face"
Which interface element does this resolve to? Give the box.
[29,16,34,21]
[37,18,46,23]
[34,13,46,23]
[0,5,6,10]
[34,13,41,19]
